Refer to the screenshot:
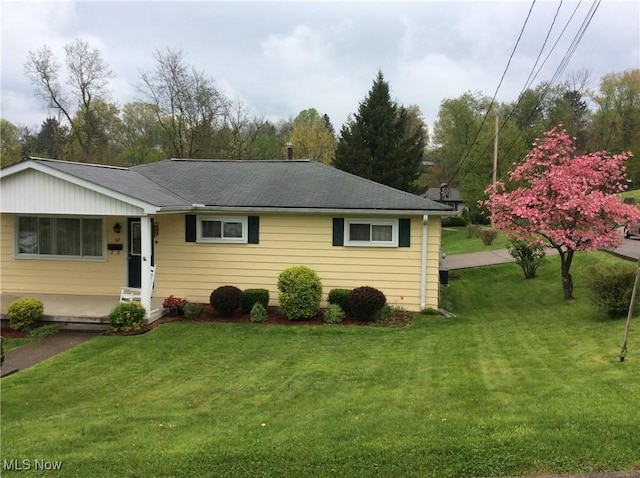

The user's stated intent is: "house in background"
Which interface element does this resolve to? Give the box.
[423,186,465,215]
[0,158,452,324]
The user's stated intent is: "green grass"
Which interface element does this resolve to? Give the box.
[441,226,510,254]
[1,253,639,477]
[621,189,640,201]
[2,337,36,352]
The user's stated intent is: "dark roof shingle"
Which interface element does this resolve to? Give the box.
[26,158,452,213]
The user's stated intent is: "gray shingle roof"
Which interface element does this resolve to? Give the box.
[134,159,451,212]
[34,158,190,207]
[25,158,451,213]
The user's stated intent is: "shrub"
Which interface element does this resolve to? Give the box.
[348,286,386,321]
[478,227,499,245]
[7,297,44,332]
[277,265,323,320]
[374,304,403,325]
[586,264,636,318]
[183,302,204,320]
[108,302,145,332]
[0,336,4,365]
[241,288,270,313]
[323,303,346,324]
[508,238,546,279]
[442,216,467,227]
[210,286,243,317]
[465,224,481,238]
[250,303,268,323]
[420,307,441,316]
[30,324,61,338]
[328,288,351,315]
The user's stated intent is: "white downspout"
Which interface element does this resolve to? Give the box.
[420,215,428,309]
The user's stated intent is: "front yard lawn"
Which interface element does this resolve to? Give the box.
[1,252,639,477]
[441,226,510,254]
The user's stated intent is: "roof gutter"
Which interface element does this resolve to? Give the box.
[156,206,455,216]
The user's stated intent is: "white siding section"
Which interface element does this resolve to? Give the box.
[1,170,145,216]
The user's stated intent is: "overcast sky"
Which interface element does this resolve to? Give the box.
[1,1,638,134]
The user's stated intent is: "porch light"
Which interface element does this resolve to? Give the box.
[113,222,121,234]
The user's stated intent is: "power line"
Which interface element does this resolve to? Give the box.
[455,0,577,184]
[447,0,537,185]
[496,0,601,162]
[454,0,601,187]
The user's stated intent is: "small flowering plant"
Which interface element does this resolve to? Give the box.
[162,295,186,310]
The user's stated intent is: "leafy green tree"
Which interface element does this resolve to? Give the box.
[588,69,640,185]
[32,117,68,159]
[431,92,527,221]
[65,100,122,165]
[286,108,336,164]
[0,119,24,167]
[119,102,165,165]
[252,121,282,160]
[335,71,425,192]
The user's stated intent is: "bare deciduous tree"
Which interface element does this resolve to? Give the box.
[24,39,114,162]
[137,48,228,158]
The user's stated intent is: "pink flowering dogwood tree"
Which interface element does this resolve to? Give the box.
[484,127,640,300]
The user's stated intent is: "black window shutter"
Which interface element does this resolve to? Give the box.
[399,218,411,247]
[333,218,344,246]
[185,215,197,243]
[248,216,259,244]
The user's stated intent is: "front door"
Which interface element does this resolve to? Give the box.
[127,218,155,288]
[127,218,142,288]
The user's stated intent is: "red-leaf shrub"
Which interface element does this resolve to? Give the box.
[210,286,243,317]
[348,286,386,321]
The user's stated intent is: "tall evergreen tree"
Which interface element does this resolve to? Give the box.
[334,71,425,192]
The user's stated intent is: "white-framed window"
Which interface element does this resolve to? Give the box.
[197,216,248,243]
[344,219,398,247]
[15,216,105,259]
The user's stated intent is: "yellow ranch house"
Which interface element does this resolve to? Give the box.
[0,158,452,324]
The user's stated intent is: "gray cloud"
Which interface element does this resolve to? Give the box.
[1,1,638,133]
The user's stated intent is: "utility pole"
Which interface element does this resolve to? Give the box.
[491,109,499,228]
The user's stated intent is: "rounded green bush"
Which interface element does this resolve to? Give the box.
[7,297,44,332]
[277,265,323,320]
[328,288,351,315]
[183,302,204,320]
[242,288,270,313]
[250,302,268,323]
[587,264,636,318]
[478,227,499,245]
[108,302,146,332]
[323,303,345,324]
[348,286,386,321]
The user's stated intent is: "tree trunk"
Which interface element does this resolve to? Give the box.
[559,249,575,300]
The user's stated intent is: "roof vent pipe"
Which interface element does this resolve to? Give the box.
[286,142,293,160]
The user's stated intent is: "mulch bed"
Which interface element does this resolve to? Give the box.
[2,306,413,338]
[0,327,31,339]
[121,304,413,335]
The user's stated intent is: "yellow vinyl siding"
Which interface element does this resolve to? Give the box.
[0,213,127,296]
[154,213,442,311]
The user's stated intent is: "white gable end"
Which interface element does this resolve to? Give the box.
[1,169,147,216]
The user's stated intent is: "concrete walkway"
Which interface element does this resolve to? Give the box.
[1,329,100,378]
[442,238,640,271]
